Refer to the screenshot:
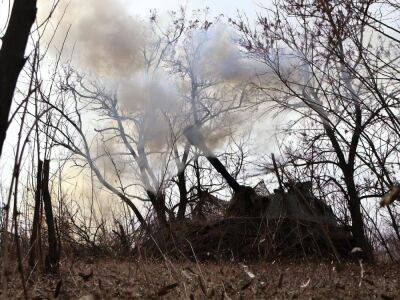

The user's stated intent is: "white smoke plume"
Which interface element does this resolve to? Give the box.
[38,0,147,78]
[188,24,267,82]
[38,0,307,154]
[117,70,181,148]
[118,71,179,115]
[188,24,309,85]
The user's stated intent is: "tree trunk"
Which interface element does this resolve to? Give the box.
[42,159,59,273]
[176,170,188,220]
[113,221,130,254]
[344,170,374,262]
[323,121,373,261]
[28,160,43,271]
[0,0,37,156]
[147,191,168,228]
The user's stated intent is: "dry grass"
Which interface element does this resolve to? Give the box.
[2,258,399,299]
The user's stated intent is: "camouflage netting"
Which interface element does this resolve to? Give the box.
[139,182,353,261]
[139,217,352,261]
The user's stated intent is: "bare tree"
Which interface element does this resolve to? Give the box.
[231,0,400,260]
[0,0,37,156]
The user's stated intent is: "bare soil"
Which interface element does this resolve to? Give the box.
[2,258,399,299]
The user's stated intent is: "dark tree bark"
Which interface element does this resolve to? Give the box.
[147,190,168,228]
[42,159,59,274]
[324,123,374,261]
[175,144,190,220]
[176,170,188,220]
[343,169,374,261]
[113,221,130,254]
[0,0,37,156]
[29,160,43,270]
[271,153,284,190]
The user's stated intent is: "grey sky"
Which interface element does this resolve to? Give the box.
[1,0,262,36]
[129,0,260,18]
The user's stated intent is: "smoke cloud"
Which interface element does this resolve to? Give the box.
[38,0,147,78]
[118,71,179,115]
[38,0,308,158]
[189,24,267,82]
[188,24,309,86]
[117,70,181,148]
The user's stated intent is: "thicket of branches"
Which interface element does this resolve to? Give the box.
[1,0,400,289]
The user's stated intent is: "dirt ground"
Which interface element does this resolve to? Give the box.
[2,258,400,299]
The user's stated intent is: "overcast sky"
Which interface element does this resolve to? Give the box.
[129,0,260,18]
[0,0,262,37]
